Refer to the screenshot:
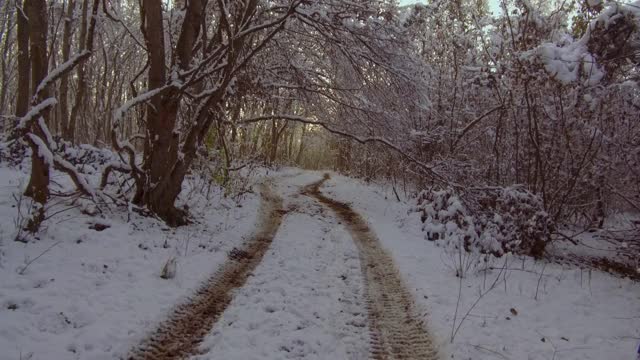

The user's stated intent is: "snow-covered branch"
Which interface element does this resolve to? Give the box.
[15,98,58,132]
[452,105,504,151]
[238,114,452,184]
[33,50,91,101]
[113,85,174,127]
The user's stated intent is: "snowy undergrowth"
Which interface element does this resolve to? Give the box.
[550,212,640,271]
[0,163,261,359]
[414,187,554,260]
[321,173,640,360]
[195,171,370,360]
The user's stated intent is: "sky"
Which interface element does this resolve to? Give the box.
[399,0,502,15]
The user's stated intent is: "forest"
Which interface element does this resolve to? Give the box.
[0,0,638,359]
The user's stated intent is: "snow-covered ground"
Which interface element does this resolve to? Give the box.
[0,165,261,360]
[195,172,370,359]
[549,212,640,275]
[1,165,639,360]
[321,172,640,360]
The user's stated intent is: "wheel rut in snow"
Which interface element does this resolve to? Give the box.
[305,175,439,360]
[128,183,285,360]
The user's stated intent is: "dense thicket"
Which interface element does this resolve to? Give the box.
[0,0,638,256]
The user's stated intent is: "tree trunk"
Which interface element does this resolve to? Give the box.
[27,0,48,105]
[58,0,75,139]
[24,0,51,231]
[269,119,278,165]
[66,0,88,143]
[0,0,14,117]
[139,0,174,219]
[287,127,294,161]
[136,0,203,225]
[296,124,306,165]
[15,1,30,118]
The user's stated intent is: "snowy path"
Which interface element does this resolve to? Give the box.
[306,175,438,360]
[193,174,370,359]
[0,166,264,360]
[2,167,638,359]
[321,172,640,360]
[129,182,285,359]
[191,172,438,360]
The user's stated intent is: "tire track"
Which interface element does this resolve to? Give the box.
[305,175,439,360]
[128,183,285,360]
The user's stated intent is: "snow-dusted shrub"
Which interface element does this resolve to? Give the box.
[476,187,556,258]
[414,186,555,259]
[585,1,640,81]
[416,188,478,249]
[0,138,28,167]
[57,141,117,175]
[1,137,117,174]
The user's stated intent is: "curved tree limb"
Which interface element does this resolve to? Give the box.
[238,114,455,185]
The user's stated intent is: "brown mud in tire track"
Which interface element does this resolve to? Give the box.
[128,183,284,360]
[305,174,439,360]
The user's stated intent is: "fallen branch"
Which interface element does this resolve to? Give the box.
[100,161,132,189]
[552,231,579,245]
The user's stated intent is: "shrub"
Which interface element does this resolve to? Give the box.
[414,186,555,259]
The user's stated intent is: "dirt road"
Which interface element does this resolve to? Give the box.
[305,175,439,360]
[128,183,285,360]
[129,175,438,359]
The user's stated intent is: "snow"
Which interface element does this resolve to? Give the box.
[523,42,605,86]
[113,86,170,127]
[516,0,640,88]
[551,212,640,269]
[195,176,370,359]
[595,1,640,29]
[33,51,90,99]
[16,99,57,130]
[1,165,638,359]
[320,172,640,360]
[37,117,57,151]
[26,133,54,166]
[0,165,262,359]
[52,154,95,195]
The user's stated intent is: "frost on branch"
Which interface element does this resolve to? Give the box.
[521,1,640,86]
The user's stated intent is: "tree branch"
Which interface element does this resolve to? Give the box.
[238,114,454,185]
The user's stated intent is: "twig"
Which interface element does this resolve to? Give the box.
[18,241,62,275]
[553,231,579,245]
[451,256,509,343]
[479,267,552,276]
[535,262,547,300]
[469,343,510,359]
[451,268,464,341]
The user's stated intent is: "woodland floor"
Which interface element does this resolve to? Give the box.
[0,168,639,360]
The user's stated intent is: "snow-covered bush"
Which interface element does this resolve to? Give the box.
[414,186,555,259]
[415,188,477,249]
[1,137,117,175]
[0,137,27,167]
[57,141,118,175]
[585,1,640,82]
